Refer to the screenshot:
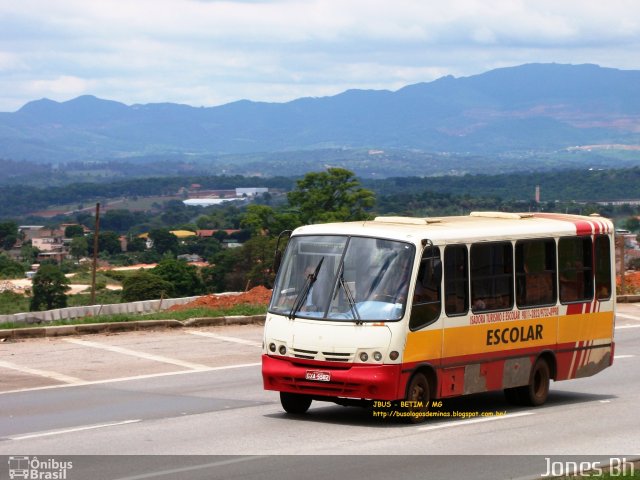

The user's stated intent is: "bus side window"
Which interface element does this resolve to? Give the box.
[558,236,593,303]
[470,242,514,313]
[444,244,468,316]
[595,235,612,300]
[515,239,557,308]
[409,246,441,330]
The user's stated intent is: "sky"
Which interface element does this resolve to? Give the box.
[1,0,640,112]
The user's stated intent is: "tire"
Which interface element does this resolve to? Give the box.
[506,358,550,407]
[280,392,312,414]
[404,372,430,423]
[523,358,551,406]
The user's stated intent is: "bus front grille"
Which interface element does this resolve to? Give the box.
[292,348,354,362]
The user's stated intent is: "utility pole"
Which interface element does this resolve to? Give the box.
[90,202,101,305]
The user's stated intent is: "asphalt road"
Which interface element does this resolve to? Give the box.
[1,307,639,479]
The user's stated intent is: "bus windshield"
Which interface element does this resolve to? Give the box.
[269,235,415,321]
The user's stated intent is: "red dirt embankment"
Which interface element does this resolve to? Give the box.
[617,271,640,289]
[168,286,272,311]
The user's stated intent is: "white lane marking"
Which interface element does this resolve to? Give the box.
[615,354,635,359]
[417,411,535,431]
[616,324,640,329]
[64,338,210,370]
[113,456,266,480]
[186,330,262,347]
[0,359,83,384]
[0,362,261,396]
[9,419,141,441]
[616,313,640,321]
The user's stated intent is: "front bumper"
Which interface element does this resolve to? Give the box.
[262,354,402,400]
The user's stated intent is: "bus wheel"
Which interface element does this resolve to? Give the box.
[280,392,312,414]
[506,358,550,406]
[524,358,550,406]
[405,372,430,423]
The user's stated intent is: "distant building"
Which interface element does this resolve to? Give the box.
[177,254,204,263]
[183,198,239,207]
[236,187,268,197]
[170,230,197,239]
[36,251,68,264]
[32,236,65,252]
[196,229,241,237]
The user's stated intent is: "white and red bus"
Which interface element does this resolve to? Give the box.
[261,212,615,421]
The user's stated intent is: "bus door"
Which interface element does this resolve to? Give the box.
[403,244,443,376]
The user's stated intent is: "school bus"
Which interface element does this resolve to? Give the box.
[261,212,615,421]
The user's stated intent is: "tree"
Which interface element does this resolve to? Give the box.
[160,200,193,226]
[240,205,301,237]
[87,231,122,256]
[202,236,277,293]
[64,225,85,238]
[126,236,148,252]
[177,236,221,261]
[202,248,244,293]
[0,221,18,250]
[121,271,174,301]
[30,264,70,311]
[100,209,144,232]
[152,258,204,297]
[149,229,179,255]
[623,217,640,232]
[70,236,89,259]
[239,236,278,289]
[287,168,375,224]
[0,253,25,279]
[20,244,39,264]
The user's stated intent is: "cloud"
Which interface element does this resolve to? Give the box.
[1,0,640,111]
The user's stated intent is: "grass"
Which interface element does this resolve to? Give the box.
[43,194,181,213]
[68,271,119,286]
[67,290,123,306]
[0,303,267,330]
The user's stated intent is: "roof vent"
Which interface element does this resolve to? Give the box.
[373,216,442,225]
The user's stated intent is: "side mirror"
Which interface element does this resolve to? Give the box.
[273,230,292,274]
[273,250,282,274]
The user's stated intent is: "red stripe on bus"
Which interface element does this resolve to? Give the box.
[532,213,596,235]
[566,303,585,315]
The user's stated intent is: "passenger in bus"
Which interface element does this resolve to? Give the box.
[473,298,487,310]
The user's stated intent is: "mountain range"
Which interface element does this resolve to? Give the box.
[1,63,640,164]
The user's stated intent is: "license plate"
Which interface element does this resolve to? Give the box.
[305,370,331,382]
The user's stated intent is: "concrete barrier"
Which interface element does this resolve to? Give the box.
[0,314,266,340]
[617,295,640,303]
[0,295,203,325]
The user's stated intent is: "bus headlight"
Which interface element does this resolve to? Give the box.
[359,352,369,362]
[373,351,382,361]
[278,345,287,355]
[269,343,276,353]
[389,351,399,361]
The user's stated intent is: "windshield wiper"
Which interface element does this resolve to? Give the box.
[288,257,324,320]
[336,268,360,322]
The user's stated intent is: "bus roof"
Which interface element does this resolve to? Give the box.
[292,212,613,244]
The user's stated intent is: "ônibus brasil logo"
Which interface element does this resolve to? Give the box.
[8,456,73,480]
